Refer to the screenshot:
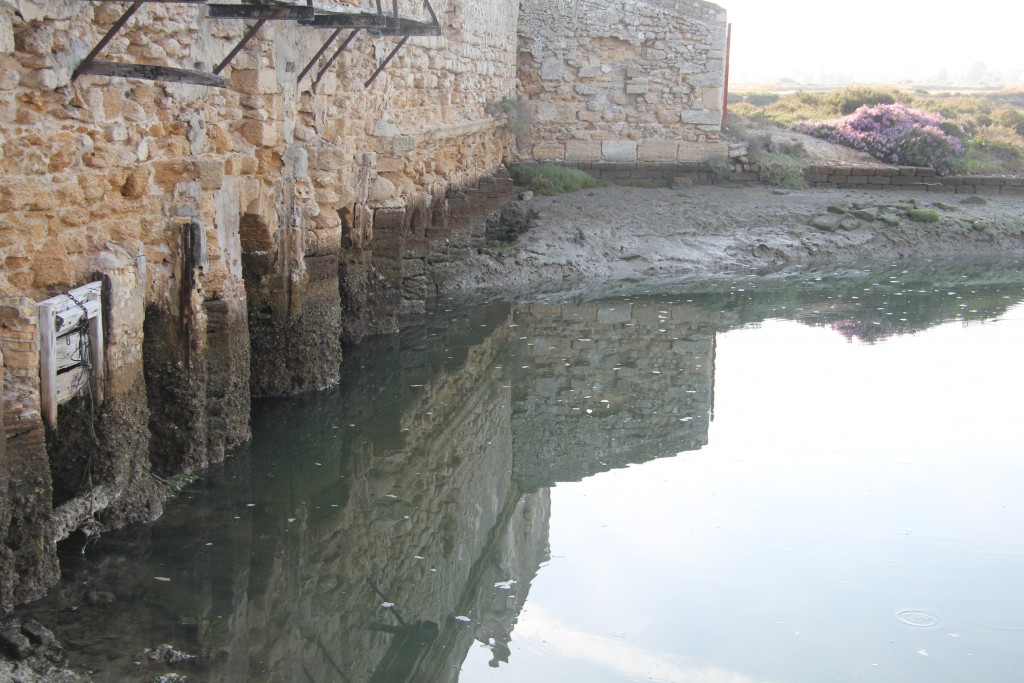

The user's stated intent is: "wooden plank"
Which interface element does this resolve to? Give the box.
[44,281,102,336]
[38,302,58,428]
[53,300,101,337]
[207,4,314,19]
[87,287,105,407]
[366,24,440,36]
[55,329,87,372]
[302,13,388,28]
[56,368,89,405]
[76,60,228,88]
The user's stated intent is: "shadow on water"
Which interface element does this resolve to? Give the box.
[19,262,1024,682]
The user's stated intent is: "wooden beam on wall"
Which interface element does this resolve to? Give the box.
[75,60,228,87]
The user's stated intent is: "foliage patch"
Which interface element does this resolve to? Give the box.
[509,164,606,195]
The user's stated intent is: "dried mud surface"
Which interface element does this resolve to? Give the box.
[438,185,1024,300]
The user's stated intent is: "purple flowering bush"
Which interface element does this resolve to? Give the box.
[792,104,967,174]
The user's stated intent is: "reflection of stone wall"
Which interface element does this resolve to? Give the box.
[509,300,719,491]
[186,310,550,681]
[28,303,548,680]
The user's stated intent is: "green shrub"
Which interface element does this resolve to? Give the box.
[826,86,902,115]
[962,128,1024,174]
[707,154,733,181]
[509,164,606,195]
[758,154,807,189]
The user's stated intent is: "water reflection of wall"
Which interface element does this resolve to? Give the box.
[509,301,720,492]
[28,303,547,682]
[31,297,729,681]
[190,306,551,682]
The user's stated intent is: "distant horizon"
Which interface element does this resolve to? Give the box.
[720,0,1024,86]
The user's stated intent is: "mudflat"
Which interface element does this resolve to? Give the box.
[439,185,1024,298]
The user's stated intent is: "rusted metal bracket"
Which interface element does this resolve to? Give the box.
[74,0,307,86]
[364,34,407,87]
[296,28,360,88]
[74,0,440,88]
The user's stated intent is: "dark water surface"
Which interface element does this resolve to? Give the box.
[22,264,1024,682]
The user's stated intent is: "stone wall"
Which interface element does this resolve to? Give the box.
[517,0,728,163]
[803,165,1024,195]
[0,0,518,613]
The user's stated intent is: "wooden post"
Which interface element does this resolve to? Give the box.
[87,288,105,407]
[38,302,57,428]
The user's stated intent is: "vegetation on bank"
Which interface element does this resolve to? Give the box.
[509,164,606,195]
[729,87,1024,175]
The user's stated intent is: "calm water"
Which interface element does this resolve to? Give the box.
[23,264,1024,682]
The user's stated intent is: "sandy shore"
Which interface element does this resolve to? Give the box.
[437,184,1024,299]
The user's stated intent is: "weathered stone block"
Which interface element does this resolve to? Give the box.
[240,121,279,147]
[602,140,637,162]
[565,140,602,162]
[540,58,564,80]
[230,68,280,95]
[192,159,225,190]
[532,143,565,160]
[638,141,678,162]
[224,155,258,176]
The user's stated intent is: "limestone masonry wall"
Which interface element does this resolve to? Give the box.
[517,0,728,163]
[0,0,518,611]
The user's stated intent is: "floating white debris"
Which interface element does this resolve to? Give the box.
[585,409,593,414]
[288,518,296,523]
[246,503,256,507]
[381,602,395,609]
[454,615,472,623]
[494,580,517,590]
[154,577,171,582]
[414,555,425,560]
[917,649,929,657]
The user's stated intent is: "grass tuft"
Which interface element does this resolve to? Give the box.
[510,164,607,195]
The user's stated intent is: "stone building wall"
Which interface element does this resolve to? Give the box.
[517,0,728,163]
[0,0,518,612]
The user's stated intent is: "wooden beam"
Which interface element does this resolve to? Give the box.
[38,303,58,428]
[75,60,228,87]
[301,13,388,28]
[366,24,440,37]
[207,4,314,20]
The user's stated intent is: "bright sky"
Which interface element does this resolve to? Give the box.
[720,0,1024,84]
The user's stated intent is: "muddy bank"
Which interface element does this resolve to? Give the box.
[437,185,1024,299]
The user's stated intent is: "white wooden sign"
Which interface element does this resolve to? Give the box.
[38,281,105,428]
